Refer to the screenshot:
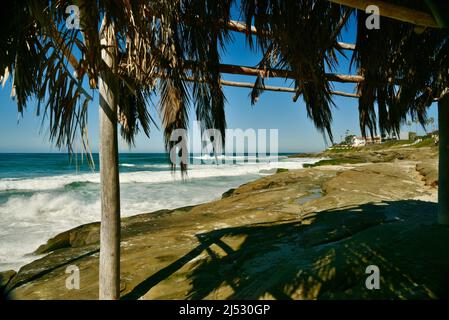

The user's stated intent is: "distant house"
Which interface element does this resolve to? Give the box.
[366,136,382,144]
[398,131,418,141]
[399,131,411,141]
[351,136,366,147]
[351,135,382,147]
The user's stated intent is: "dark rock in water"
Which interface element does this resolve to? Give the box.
[222,188,236,199]
[0,270,16,298]
[276,168,289,174]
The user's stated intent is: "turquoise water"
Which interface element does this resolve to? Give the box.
[0,153,318,271]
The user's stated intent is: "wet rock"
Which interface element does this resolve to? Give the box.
[222,188,236,199]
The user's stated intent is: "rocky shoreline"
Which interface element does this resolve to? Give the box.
[2,145,449,300]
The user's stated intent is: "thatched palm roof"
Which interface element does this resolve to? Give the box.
[349,0,449,138]
[0,0,448,154]
[241,0,449,140]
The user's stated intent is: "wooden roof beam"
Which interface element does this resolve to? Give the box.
[156,70,360,98]
[218,79,360,98]
[217,63,365,83]
[227,20,356,50]
[326,0,440,28]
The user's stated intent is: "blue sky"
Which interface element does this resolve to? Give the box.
[0,9,438,153]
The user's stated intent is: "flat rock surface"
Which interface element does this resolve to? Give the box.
[5,147,448,300]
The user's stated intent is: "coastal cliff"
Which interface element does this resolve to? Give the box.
[3,146,449,300]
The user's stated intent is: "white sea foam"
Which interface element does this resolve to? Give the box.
[192,154,285,161]
[0,158,319,192]
[0,174,99,191]
[0,192,100,270]
[120,163,136,167]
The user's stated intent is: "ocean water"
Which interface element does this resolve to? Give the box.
[0,153,318,271]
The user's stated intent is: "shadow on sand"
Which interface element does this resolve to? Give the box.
[122,200,449,300]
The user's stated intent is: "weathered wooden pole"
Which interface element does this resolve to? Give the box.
[438,90,449,225]
[98,19,121,299]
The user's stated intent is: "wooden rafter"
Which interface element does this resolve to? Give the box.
[226,20,356,50]
[49,1,444,105]
[217,63,365,83]
[326,0,440,28]
[216,79,359,98]
[57,20,364,101]
[157,71,359,98]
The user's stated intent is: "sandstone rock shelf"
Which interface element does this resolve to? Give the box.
[3,146,449,300]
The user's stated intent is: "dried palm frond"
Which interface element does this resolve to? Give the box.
[159,76,190,171]
[250,75,265,105]
[0,1,161,158]
[241,0,350,143]
[0,0,235,172]
[153,0,232,169]
[352,0,449,138]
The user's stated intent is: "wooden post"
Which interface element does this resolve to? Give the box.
[438,91,449,225]
[98,19,121,299]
